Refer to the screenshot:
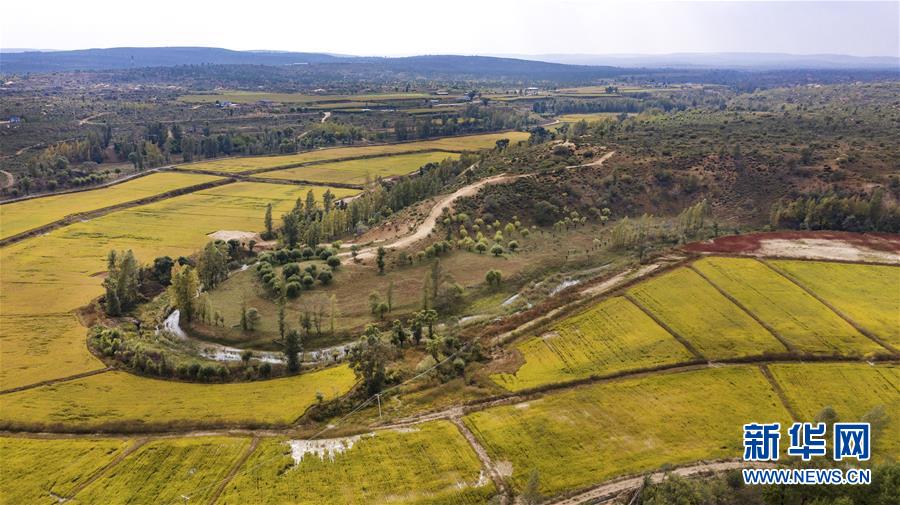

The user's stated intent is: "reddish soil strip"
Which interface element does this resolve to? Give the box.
[683,231,900,255]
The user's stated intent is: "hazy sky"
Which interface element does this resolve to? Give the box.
[2,1,897,57]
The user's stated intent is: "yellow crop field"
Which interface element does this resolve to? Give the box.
[0,172,222,240]
[0,314,104,391]
[0,437,130,504]
[627,268,784,359]
[0,182,354,387]
[258,151,460,184]
[176,132,530,174]
[466,366,791,496]
[768,260,900,348]
[491,297,694,391]
[693,257,883,356]
[556,112,622,123]
[74,437,250,505]
[218,421,493,505]
[178,90,430,104]
[0,366,355,430]
[769,362,900,456]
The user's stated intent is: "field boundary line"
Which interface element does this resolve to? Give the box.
[547,459,775,505]
[758,259,900,356]
[65,437,149,500]
[0,177,237,248]
[0,168,161,206]
[206,436,260,505]
[757,364,800,422]
[450,417,511,504]
[236,148,462,176]
[688,264,795,353]
[0,367,113,395]
[623,293,707,361]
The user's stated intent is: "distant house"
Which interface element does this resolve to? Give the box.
[524,87,540,96]
[435,90,450,96]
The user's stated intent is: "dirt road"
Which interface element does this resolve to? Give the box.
[351,172,526,259]
[567,149,615,169]
[321,111,332,123]
[549,460,774,505]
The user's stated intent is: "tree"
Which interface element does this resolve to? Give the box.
[151,256,175,285]
[376,247,386,274]
[507,240,519,252]
[282,211,300,248]
[264,203,274,239]
[197,241,228,289]
[326,255,341,269]
[391,319,407,347]
[329,294,338,336]
[245,308,261,331]
[169,263,200,323]
[278,288,287,338]
[386,281,394,311]
[490,244,504,257]
[485,269,502,288]
[284,329,302,373]
[429,259,443,301]
[348,325,392,395]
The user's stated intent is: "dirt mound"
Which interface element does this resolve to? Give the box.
[208,230,261,243]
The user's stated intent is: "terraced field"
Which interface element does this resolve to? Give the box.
[0,172,222,239]
[175,132,529,174]
[75,437,250,505]
[257,151,460,184]
[769,362,900,455]
[219,421,493,504]
[491,297,695,391]
[0,437,130,504]
[467,366,792,496]
[693,257,884,356]
[767,260,900,348]
[627,267,786,359]
[0,366,355,430]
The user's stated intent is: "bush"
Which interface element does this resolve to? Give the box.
[317,270,333,285]
[285,281,302,298]
[326,255,341,269]
[283,262,301,278]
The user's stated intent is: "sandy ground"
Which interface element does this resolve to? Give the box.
[208,230,261,243]
[756,238,900,264]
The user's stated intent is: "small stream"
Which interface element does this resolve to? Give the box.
[157,310,350,365]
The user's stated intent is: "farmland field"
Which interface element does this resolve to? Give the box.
[767,260,900,348]
[693,257,884,356]
[0,366,355,430]
[257,151,460,184]
[175,132,530,174]
[178,90,430,104]
[556,112,623,123]
[466,366,792,496]
[491,297,695,391]
[0,437,130,504]
[627,267,785,359]
[769,362,900,456]
[74,437,250,505]
[0,172,222,239]
[218,421,494,505]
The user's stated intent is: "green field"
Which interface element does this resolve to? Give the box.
[0,437,130,504]
[74,437,250,504]
[767,260,900,349]
[628,268,785,359]
[178,90,430,104]
[258,151,460,184]
[556,113,623,123]
[769,362,900,456]
[175,132,529,174]
[0,366,355,430]
[218,421,493,504]
[0,172,222,239]
[693,257,884,356]
[467,366,792,496]
[491,297,695,391]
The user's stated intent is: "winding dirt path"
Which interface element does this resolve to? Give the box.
[0,170,13,189]
[549,460,775,505]
[350,171,526,260]
[321,111,332,123]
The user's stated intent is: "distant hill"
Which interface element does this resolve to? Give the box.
[0,47,345,73]
[495,52,900,70]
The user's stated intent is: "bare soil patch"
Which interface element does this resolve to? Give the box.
[684,231,900,263]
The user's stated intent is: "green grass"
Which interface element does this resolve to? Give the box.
[0,172,222,239]
[693,257,883,356]
[0,437,129,504]
[767,260,900,349]
[627,267,785,359]
[0,366,356,430]
[769,362,900,457]
[218,421,494,504]
[74,437,250,505]
[258,151,460,185]
[491,297,694,391]
[466,366,792,496]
